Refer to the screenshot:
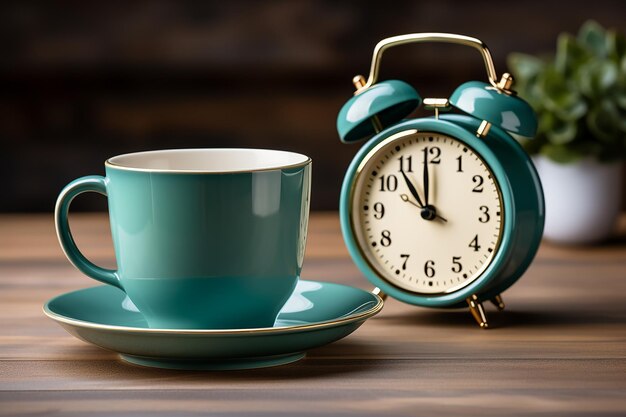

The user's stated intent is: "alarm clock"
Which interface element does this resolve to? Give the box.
[337,33,544,328]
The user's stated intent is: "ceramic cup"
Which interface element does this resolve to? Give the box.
[55,148,311,329]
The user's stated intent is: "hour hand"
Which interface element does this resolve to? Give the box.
[400,170,424,208]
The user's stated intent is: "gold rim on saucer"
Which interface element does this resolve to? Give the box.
[43,292,384,335]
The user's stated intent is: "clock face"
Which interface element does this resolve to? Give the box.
[351,129,504,295]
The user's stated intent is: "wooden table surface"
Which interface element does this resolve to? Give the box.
[1,213,625,416]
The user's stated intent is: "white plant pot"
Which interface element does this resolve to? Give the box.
[534,155,623,245]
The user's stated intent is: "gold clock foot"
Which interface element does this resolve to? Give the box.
[467,294,489,329]
[372,287,388,300]
[490,294,505,311]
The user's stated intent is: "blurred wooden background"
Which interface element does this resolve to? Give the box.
[1,0,624,212]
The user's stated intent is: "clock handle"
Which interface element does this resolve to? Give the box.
[355,33,500,93]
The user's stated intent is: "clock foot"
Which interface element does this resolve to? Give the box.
[490,294,505,311]
[372,287,388,301]
[467,294,489,329]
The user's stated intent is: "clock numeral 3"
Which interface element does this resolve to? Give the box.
[400,254,410,270]
[398,155,413,172]
[380,230,392,247]
[469,234,481,252]
[378,175,398,192]
[452,256,463,273]
[373,202,385,219]
[478,205,490,223]
[472,175,484,192]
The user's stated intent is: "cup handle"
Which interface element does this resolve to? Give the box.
[54,175,122,290]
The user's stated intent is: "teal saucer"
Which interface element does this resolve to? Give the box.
[44,280,383,370]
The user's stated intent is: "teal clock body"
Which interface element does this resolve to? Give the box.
[336,33,545,327]
[339,115,544,309]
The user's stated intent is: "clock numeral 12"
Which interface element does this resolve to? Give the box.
[422,146,441,164]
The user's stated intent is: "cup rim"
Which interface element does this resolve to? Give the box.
[105,148,311,174]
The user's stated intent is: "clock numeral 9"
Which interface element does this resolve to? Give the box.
[373,202,385,219]
[424,260,435,278]
[478,205,490,223]
[378,175,398,192]
[451,256,463,273]
[398,155,413,172]
[469,234,481,252]
[422,146,441,164]
[472,175,484,192]
[380,230,392,247]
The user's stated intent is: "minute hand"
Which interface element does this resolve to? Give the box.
[400,170,424,208]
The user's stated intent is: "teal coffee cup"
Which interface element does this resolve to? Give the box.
[55,149,311,329]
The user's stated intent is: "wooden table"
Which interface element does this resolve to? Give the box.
[1,213,625,416]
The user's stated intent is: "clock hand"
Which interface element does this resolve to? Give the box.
[423,154,430,206]
[434,213,448,223]
[400,194,448,222]
[400,193,421,209]
[400,169,424,208]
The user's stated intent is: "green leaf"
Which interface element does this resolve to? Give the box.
[507,20,626,160]
[507,53,546,84]
[607,29,626,61]
[555,33,591,75]
[578,20,609,58]
[540,66,587,120]
[540,143,583,163]
[586,99,626,141]
[575,60,618,98]
[619,55,626,86]
[545,117,578,144]
[614,88,626,110]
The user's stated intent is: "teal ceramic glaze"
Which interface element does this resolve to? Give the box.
[339,116,544,308]
[337,80,422,143]
[449,81,538,137]
[43,280,384,370]
[55,149,311,330]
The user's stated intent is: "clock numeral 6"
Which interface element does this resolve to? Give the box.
[452,256,463,273]
[380,230,392,247]
[378,175,398,192]
[424,260,435,278]
[469,234,481,252]
[478,205,490,223]
[472,175,484,192]
[373,202,385,219]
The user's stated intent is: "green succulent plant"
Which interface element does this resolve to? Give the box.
[507,21,626,163]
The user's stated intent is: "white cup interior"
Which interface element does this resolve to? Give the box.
[106,148,310,172]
